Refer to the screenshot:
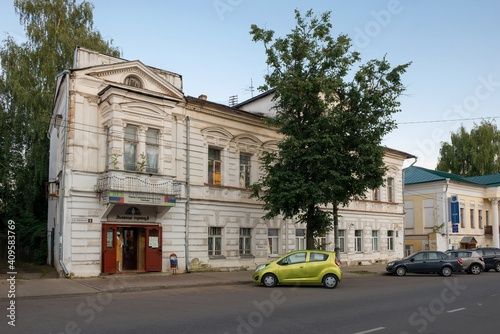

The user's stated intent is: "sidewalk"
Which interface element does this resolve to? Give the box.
[0,263,387,300]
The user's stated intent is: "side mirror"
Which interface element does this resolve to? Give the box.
[410,258,415,262]
[283,259,289,265]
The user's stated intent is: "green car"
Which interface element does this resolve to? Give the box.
[253,250,342,289]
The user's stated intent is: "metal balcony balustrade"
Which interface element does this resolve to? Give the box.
[96,172,182,197]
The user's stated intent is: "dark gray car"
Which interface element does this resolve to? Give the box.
[386,251,463,277]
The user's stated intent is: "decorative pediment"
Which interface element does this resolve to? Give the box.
[233,134,262,153]
[85,61,184,100]
[201,127,233,147]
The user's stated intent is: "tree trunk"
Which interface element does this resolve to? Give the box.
[333,204,340,261]
[306,204,315,249]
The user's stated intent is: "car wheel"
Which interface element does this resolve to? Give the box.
[495,262,500,272]
[395,266,406,276]
[440,266,452,277]
[262,273,278,287]
[469,264,481,275]
[323,274,339,289]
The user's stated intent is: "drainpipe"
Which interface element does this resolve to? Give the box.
[445,178,450,251]
[402,157,418,256]
[185,116,191,273]
[58,70,70,277]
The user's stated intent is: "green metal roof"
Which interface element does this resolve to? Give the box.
[404,166,479,185]
[466,174,500,186]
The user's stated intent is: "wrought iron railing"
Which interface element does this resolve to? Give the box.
[96,174,182,197]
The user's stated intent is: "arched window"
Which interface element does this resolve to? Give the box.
[124,75,143,88]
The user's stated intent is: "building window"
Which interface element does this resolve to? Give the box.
[315,233,327,250]
[239,228,252,255]
[355,230,363,252]
[460,207,465,228]
[124,125,138,171]
[387,177,394,202]
[387,230,394,251]
[268,229,279,255]
[239,154,251,188]
[144,128,159,173]
[486,210,490,226]
[372,230,379,251]
[295,229,305,250]
[478,209,483,229]
[470,209,475,228]
[373,188,379,201]
[208,148,222,185]
[338,230,346,253]
[124,75,143,88]
[208,227,222,256]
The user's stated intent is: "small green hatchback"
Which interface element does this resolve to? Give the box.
[253,250,342,289]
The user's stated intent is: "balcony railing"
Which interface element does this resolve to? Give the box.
[96,173,182,197]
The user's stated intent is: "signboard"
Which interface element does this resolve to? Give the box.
[71,218,93,223]
[450,196,459,226]
[452,224,459,233]
[100,191,176,207]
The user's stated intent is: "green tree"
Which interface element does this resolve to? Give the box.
[436,120,500,177]
[250,10,410,252]
[0,0,120,263]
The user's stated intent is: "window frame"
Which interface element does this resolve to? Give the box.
[239,153,251,188]
[124,125,138,171]
[372,230,379,252]
[208,227,223,257]
[387,177,395,202]
[146,128,159,174]
[208,147,222,185]
[387,230,395,251]
[354,230,363,252]
[268,229,279,255]
[239,228,252,256]
[295,229,305,250]
[338,230,346,253]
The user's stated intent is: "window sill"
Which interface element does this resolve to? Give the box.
[240,255,255,259]
[209,255,226,260]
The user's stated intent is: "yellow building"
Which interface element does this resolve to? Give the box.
[404,166,500,255]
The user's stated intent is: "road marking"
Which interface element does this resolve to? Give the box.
[447,308,466,313]
[354,327,386,334]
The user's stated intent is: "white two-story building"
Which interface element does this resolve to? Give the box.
[47,47,415,277]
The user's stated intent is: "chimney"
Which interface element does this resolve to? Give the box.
[198,94,207,100]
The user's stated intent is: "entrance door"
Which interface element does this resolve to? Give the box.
[102,224,117,274]
[123,228,138,270]
[145,226,162,272]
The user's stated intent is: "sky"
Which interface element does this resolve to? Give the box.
[1,0,500,170]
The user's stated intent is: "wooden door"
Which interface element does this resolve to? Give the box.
[145,226,162,272]
[102,224,117,274]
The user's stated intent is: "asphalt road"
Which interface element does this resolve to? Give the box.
[4,272,500,334]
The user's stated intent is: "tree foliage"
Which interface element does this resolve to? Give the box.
[436,120,500,177]
[250,10,410,250]
[0,0,120,262]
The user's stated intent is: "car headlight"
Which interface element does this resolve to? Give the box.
[255,264,268,272]
[387,262,394,266]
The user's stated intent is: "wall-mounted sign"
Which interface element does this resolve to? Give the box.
[72,218,93,223]
[100,191,176,207]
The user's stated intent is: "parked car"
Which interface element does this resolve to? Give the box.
[386,251,463,277]
[253,250,342,289]
[445,250,484,275]
[472,248,500,272]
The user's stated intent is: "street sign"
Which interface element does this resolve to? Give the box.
[452,224,459,233]
[451,201,459,225]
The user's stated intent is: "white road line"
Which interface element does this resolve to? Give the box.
[354,327,386,334]
[447,308,466,313]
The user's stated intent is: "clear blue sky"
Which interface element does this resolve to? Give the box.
[2,0,500,169]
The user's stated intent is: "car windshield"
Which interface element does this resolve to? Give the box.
[403,252,419,260]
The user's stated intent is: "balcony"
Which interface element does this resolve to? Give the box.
[96,171,182,206]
